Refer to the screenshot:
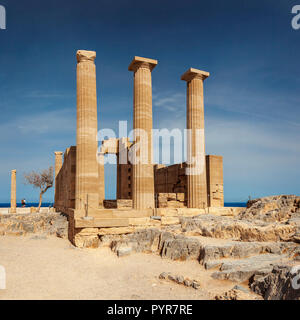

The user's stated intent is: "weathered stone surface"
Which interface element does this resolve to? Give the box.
[159,272,201,290]
[74,234,100,249]
[250,265,300,300]
[160,236,202,261]
[73,227,100,248]
[211,254,289,282]
[0,212,68,237]
[156,193,186,209]
[215,287,260,300]
[161,217,180,226]
[117,247,132,257]
[159,272,169,280]
[98,227,135,235]
[129,217,160,227]
[181,215,296,242]
[200,241,298,265]
[240,195,300,222]
[111,228,161,254]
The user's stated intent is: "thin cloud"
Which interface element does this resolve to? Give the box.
[25,91,73,99]
[153,92,185,112]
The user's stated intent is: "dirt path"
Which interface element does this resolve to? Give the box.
[0,235,234,300]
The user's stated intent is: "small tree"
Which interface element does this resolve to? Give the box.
[24,166,54,211]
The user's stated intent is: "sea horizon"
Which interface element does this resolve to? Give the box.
[0,202,247,208]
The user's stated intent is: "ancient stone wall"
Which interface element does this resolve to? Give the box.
[154,163,187,196]
[0,212,68,238]
[154,156,224,207]
[55,146,76,212]
[156,193,185,208]
[206,155,224,207]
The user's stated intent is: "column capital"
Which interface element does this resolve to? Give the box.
[76,50,96,63]
[11,169,16,173]
[181,68,210,82]
[54,151,63,156]
[128,56,158,72]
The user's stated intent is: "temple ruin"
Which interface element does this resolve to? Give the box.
[54,50,225,247]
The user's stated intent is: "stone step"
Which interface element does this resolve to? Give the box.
[199,241,298,264]
[210,254,290,283]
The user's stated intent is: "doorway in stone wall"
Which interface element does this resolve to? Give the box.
[104,154,117,201]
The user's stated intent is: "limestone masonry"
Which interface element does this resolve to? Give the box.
[52,51,225,247]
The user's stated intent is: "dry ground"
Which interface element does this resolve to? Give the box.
[0,235,235,300]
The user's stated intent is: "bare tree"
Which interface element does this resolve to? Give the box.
[24,166,54,211]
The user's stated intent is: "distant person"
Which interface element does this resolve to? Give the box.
[21,199,26,208]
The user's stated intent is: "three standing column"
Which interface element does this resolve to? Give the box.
[181,68,210,209]
[129,57,157,210]
[75,50,100,212]
[10,170,16,213]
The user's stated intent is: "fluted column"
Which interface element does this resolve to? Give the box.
[129,56,157,210]
[181,68,209,209]
[10,170,16,213]
[54,151,63,208]
[75,50,99,212]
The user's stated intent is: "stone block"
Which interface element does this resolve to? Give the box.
[74,234,100,249]
[176,193,185,202]
[98,227,135,235]
[129,218,151,226]
[117,247,132,257]
[75,218,129,228]
[156,208,179,217]
[161,217,180,226]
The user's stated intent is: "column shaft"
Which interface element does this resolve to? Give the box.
[75,50,99,212]
[10,170,16,213]
[182,68,209,209]
[129,57,157,210]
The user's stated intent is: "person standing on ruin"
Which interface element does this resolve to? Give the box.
[21,199,26,208]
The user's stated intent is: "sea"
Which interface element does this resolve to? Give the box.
[0,203,53,208]
[0,202,246,208]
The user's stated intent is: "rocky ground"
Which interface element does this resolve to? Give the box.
[0,236,250,300]
[0,212,68,238]
[105,195,300,300]
[0,195,300,300]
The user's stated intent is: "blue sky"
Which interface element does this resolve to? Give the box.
[0,0,299,203]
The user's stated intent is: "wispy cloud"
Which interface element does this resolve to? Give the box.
[153,92,185,113]
[25,91,73,99]
[205,80,300,127]
[14,109,75,135]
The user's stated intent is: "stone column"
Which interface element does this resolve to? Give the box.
[75,50,99,212]
[10,170,16,213]
[54,151,63,208]
[181,68,209,209]
[128,57,157,210]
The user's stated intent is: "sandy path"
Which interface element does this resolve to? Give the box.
[0,235,233,300]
